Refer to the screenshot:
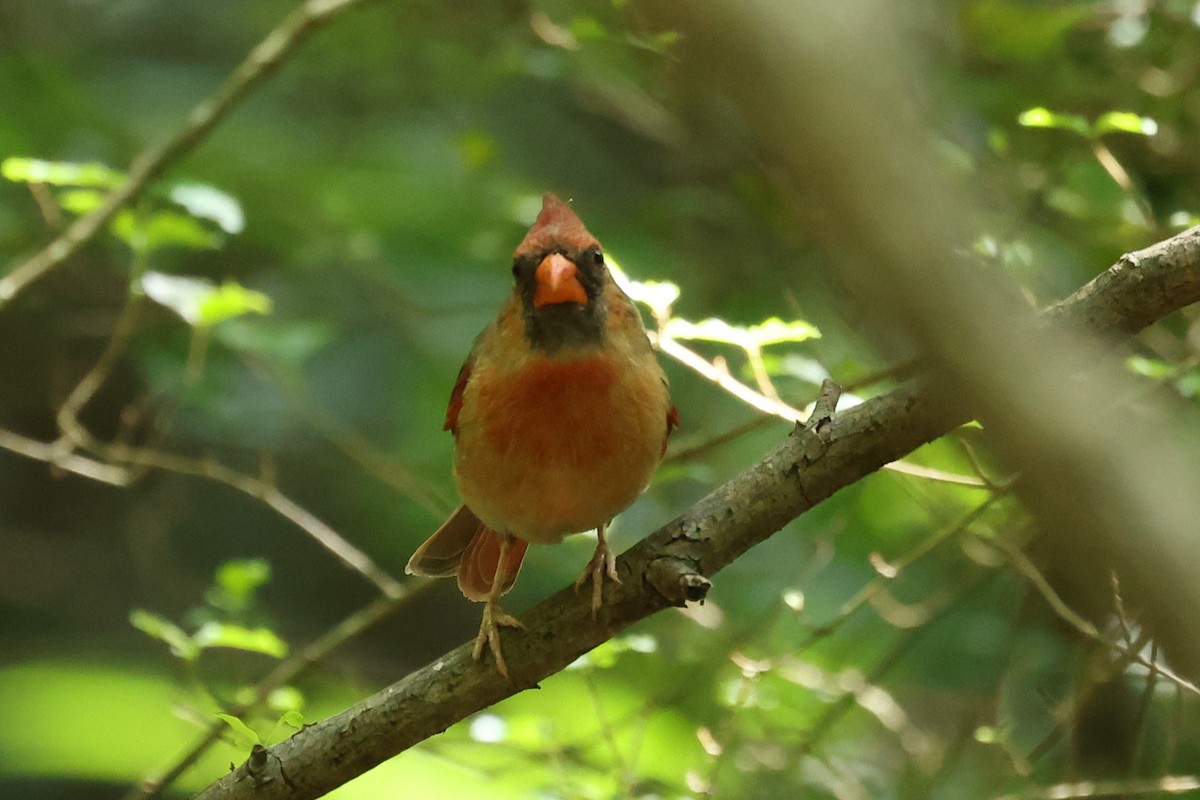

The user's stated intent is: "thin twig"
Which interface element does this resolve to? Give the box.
[797,570,995,753]
[803,496,1000,643]
[0,0,386,306]
[0,427,130,485]
[43,285,405,598]
[124,588,430,800]
[243,356,450,516]
[883,459,990,488]
[55,293,146,447]
[655,333,807,421]
[107,441,407,598]
[992,535,1200,699]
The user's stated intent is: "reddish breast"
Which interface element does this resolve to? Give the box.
[476,356,623,470]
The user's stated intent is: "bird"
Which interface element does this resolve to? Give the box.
[405,193,678,677]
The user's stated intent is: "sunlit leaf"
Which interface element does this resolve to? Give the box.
[663,316,820,348]
[278,710,305,729]
[215,558,272,605]
[198,282,273,326]
[1127,355,1173,380]
[129,610,199,661]
[1,157,124,187]
[607,258,681,317]
[112,209,220,252]
[169,183,245,234]
[1176,371,1200,399]
[140,272,271,327]
[1094,111,1157,137]
[1168,210,1200,230]
[57,188,107,215]
[267,686,304,713]
[1017,107,1089,137]
[216,713,261,750]
[192,622,288,658]
[744,316,822,346]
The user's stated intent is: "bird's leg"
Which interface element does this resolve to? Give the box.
[472,532,524,678]
[574,523,621,617]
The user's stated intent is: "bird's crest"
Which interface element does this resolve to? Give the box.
[514,194,597,257]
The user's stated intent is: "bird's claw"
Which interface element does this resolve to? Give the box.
[575,538,621,618]
[473,600,524,678]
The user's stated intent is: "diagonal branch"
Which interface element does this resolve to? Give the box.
[0,0,386,306]
[193,225,1200,799]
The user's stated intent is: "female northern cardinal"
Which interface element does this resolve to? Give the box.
[406,194,678,677]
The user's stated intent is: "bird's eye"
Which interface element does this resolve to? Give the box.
[511,261,520,278]
[591,248,604,265]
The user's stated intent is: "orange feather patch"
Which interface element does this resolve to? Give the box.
[477,356,622,471]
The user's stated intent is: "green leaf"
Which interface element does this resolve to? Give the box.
[569,16,606,41]
[139,272,272,328]
[267,686,304,713]
[129,610,199,661]
[216,558,272,604]
[56,189,107,215]
[112,209,220,252]
[169,183,245,234]
[1094,111,1158,137]
[607,257,681,317]
[743,316,822,346]
[216,713,261,750]
[663,315,820,348]
[192,622,288,658]
[197,282,273,326]
[1126,355,1173,380]
[278,710,305,729]
[1,157,124,187]
[1017,107,1090,137]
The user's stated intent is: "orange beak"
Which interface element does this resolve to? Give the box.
[533,253,588,309]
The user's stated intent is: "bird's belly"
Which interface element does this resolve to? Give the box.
[454,355,666,544]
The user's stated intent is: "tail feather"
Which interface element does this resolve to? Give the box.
[405,505,485,578]
[458,525,528,602]
[405,505,528,601]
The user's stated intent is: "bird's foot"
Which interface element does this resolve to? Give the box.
[574,536,621,617]
[472,599,524,678]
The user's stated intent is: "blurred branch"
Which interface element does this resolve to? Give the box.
[82,435,407,598]
[0,427,130,485]
[672,0,1200,676]
[0,0,386,306]
[29,268,408,596]
[194,225,1200,800]
[242,357,452,517]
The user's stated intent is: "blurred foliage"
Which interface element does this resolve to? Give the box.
[2,1,1200,799]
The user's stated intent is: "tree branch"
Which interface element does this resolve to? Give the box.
[194,226,1200,800]
[0,0,385,306]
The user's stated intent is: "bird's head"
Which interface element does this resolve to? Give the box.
[511,193,610,353]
